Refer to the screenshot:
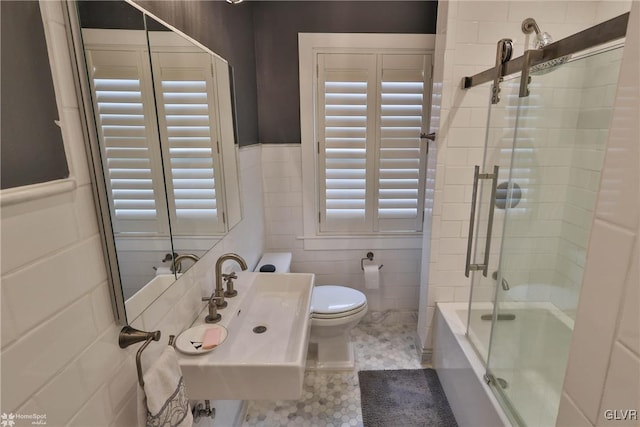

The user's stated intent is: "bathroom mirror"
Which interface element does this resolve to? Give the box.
[73,0,241,320]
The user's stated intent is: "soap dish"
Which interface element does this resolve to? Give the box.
[175,324,228,355]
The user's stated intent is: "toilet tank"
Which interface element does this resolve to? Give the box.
[254,252,292,273]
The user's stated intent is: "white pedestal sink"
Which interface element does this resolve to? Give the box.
[177,271,314,400]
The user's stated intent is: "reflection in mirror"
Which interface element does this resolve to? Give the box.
[74,1,242,322]
[77,0,177,303]
[146,15,242,262]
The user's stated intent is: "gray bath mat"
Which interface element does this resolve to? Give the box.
[358,369,458,427]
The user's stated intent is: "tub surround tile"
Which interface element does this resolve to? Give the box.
[618,242,640,356]
[596,343,640,426]
[557,392,593,427]
[564,220,635,423]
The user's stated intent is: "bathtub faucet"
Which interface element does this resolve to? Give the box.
[213,253,248,308]
[492,271,510,291]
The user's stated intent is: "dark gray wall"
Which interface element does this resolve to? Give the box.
[132,1,437,145]
[252,1,437,143]
[78,1,145,30]
[133,0,259,146]
[1,1,69,189]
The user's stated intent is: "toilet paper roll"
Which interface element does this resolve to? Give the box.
[364,264,380,290]
[155,267,172,276]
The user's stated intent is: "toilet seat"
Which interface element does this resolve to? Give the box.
[311,285,367,319]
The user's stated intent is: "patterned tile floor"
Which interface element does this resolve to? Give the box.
[243,318,429,427]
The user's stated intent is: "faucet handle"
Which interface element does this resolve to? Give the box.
[222,273,238,298]
[201,296,224,323]
[202,295,226,306]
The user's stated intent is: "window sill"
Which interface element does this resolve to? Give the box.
[298,234,423,250]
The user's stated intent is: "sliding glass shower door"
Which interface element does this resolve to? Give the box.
[466,75,521,364]
[483,46,625,426]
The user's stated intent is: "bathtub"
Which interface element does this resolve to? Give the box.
[434,302,573,427]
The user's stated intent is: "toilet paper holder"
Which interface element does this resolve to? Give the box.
[361,252,383,271]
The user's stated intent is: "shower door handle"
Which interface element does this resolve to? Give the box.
[465,165,500,277]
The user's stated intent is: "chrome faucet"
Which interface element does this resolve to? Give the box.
[214,253,248,307]
[172,253,200,273]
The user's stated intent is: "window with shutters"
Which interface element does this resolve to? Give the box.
[317,52,431,234]
[84,34,226,237]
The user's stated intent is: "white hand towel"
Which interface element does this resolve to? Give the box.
[137,346,193,427]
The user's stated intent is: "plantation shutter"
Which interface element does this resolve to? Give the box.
[86,49,169,235]
[317,52,431,234]
[377,54,430,232]
[317,54,376,232]
[151,51,226,235]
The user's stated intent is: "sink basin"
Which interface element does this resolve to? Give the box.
[177,272,314,400]
[126,274,176,322]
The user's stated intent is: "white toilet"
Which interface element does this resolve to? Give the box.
[255,253,368,370]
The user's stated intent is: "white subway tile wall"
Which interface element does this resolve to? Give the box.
[2,2,638,426]
[425,1,638,426]
[421,0,633,342]
[261,144,423,312]
[0,12,265,421]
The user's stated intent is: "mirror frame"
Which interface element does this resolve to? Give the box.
[65,0,242,324]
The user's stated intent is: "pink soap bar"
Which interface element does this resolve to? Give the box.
[202,328,222,350]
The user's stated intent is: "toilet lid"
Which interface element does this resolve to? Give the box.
[311,285,367,315]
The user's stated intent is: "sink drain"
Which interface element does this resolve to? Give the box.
[253,325,267,334]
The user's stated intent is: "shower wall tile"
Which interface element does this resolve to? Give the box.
[618,242,639,356]
[455,21,479,43]
[457,1,509,22]
[565,2,599,24]
[596,342,640,426]
[507,1,568,24]
[557,392,593,427]
[559,3,639,423]
[564,220,634,423]
[596,1,633,22]
[421,0,635,372]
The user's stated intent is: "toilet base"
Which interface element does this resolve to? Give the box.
[306,338,356,371]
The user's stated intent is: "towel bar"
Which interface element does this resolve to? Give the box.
[118,326,162,387]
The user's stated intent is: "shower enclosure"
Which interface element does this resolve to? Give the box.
[461,14,628,426]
